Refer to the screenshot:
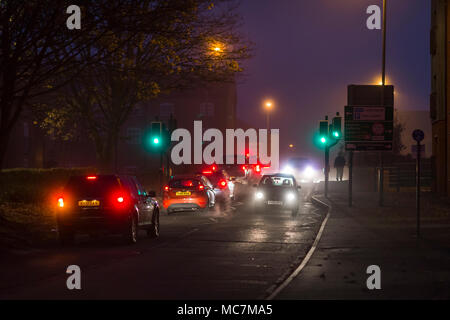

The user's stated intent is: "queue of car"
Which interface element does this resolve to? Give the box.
[55,163,304,245]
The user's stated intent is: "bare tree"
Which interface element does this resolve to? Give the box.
[39,0,252,171]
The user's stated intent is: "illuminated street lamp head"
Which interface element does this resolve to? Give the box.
[264,101,273,110]
[289,144,294,148]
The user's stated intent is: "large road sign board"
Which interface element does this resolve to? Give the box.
[344,105,393,151]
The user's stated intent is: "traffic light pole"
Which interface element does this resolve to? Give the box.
[324,146,330,198]
[348,151,353,207]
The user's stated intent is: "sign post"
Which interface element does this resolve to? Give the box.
[412,129,424,238]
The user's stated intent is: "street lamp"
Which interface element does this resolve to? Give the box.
[263,100,274,132]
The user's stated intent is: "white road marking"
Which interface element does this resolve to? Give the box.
[266,197,331,300]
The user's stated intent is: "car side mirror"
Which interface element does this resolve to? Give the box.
[148,190,156,197]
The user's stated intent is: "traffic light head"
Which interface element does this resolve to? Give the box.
[319,120,329,145]
[332,114,342,139]
[150,121,163,147]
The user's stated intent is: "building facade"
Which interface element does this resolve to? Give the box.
[431,0,450,196]
[3,81,237,176]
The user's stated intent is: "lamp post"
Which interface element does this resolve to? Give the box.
[379,0,387,207]
[264,101,273,132]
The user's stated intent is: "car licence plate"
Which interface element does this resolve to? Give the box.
[268,201,283,205]
[78,200,100,207]
[176,191,191,196]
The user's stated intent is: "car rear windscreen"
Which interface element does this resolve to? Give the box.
[169,179,201,189]
[64,176,121,198]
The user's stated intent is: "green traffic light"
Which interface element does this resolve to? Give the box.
[153,137,160,144]
[333,131,340,138]
[320,137,327,144]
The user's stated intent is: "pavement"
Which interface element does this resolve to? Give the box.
[0,197,326,299]
[277,192,450,299]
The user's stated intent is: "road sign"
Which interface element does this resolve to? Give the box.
[344,106,393,151]
[412,129,424,142]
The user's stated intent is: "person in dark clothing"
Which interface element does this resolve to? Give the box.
[334,153,346,181]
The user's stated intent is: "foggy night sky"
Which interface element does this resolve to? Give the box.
[235,0,430,160]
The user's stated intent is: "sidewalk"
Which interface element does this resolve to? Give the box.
[277,192,450,299]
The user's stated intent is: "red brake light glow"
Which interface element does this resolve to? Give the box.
[164,185,169,191]
[219,179,227,189]
[117,196,124,203]
[212,165,217,171]
[198,184,205,191]
[87,176,97,180]
[58,197,64,208]
[202,170,212,175]
[255,165,261,173]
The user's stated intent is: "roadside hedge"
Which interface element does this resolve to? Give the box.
[0,167,96,204]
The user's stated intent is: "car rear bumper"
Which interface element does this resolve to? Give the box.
[163,197,208,210]
[57,210,131,234]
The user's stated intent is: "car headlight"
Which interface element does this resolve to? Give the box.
[255,191,264,200]
[286,192,296,201]
[282,165,294,175]
[303,166,316,179]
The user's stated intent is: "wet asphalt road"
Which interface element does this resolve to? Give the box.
[0,194,325,299]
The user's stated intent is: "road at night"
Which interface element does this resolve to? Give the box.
[0,199,326,299]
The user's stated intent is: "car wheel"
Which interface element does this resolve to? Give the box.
[124,213,138,244]
[59,227,75,246]
[147,210,160,238]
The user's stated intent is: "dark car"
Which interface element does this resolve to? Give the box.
[199,168,232,210]
[253,173,301,216]
[56,174,160,245]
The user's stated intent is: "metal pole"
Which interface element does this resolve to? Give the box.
[416,141,421,238]
[325,146,329,198]
[379,0,387,207]
[349,151,353,207]
[159,151,163,196]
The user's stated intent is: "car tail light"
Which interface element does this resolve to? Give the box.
[117,196,124,203]
[255,164,261,173]
[86,176,97,180]
[198,184,205,191]
[218,179,227,189]
[202,170,212,175]
[212,165,217,172]
[242,165,247,172]
[164,185,169,192]
[58,197,64,208]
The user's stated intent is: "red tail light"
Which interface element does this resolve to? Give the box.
[198,184,205,191]
[255,164,261,173]
[164,185,169,191]
[117,196,124,203]
[212,165,217,171]
[58,197,64,208]
[242,165,247,172]
[87,176,97,180]
[202,170,212,175]
[218,179,227,189]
